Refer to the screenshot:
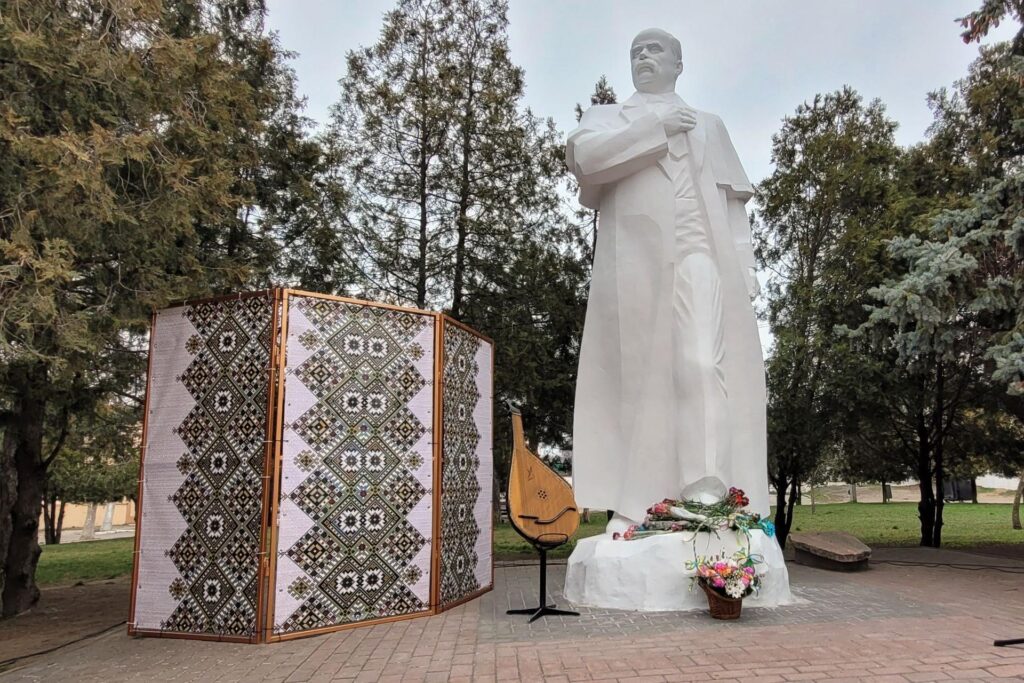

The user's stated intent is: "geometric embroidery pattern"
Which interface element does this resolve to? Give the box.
[439,323,483,605]
[161,295,272,637]
[275,299,431,634]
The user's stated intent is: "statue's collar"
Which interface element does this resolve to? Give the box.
[623,91,688,109]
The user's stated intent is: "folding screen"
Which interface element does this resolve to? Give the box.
[130,292,277,642]
[438,318,494,610]
[268,294,436,639]
[130,289,493,643]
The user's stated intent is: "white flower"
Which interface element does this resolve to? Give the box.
[725,580,746,599]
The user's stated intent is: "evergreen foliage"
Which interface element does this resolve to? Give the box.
[2,0,1022,617]
[328,0,587,491]
[754,88,901,547]
[573,75,617,265]
[0,0,319,616]
[861,16,1024,539]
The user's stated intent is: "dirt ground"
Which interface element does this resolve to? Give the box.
[0,576,129,669]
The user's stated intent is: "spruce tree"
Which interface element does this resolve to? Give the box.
[863,10,1024,537]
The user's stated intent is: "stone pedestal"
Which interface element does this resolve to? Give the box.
[564,529,794,611]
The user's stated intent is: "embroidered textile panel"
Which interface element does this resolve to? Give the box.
[273,297,435,634]
[439,323,493,606]
[134,295,273,637]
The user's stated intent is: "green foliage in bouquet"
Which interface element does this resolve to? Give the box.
[616,487,776,540]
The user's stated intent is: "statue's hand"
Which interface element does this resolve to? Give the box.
[660,105,697,136]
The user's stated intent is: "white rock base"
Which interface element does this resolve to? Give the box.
[564,529,795,611]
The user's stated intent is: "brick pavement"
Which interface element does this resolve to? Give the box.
[2,547,1023,682]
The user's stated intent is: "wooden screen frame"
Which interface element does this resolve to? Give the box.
[130,289,496,644]
[262,289,443,643]
[434,315,496,613]
[128,289,278,645]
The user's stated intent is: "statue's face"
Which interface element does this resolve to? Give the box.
[630,34,681,94]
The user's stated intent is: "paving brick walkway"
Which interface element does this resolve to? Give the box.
[3,547,1023,682]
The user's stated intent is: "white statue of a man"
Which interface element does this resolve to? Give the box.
[567,28,769,526]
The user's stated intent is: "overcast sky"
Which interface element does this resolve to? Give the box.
[263,1,1014,349]
[265,0,1014,187]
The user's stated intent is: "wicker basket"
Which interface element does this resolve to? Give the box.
[700,582,743,620]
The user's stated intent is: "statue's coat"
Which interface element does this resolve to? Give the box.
[567,94,769,520]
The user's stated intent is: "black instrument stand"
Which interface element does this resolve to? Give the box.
[506,545,580,623]
[994,638,1024,647]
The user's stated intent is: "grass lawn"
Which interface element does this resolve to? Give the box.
[34,502,1022,586]
[36,537,135,586]
[786,501,1023,547]
[495,513,612,559]
[495,502,1024,557]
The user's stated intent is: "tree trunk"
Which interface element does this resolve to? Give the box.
[414,32,430,310]
[450,66,476,320]
[772,474,790,548]
[916,405,935,547]
[80,503,98,542]
[2,364,47,618]
[55,501,65,545]
[0,427,16,614]
[786,478,798,535]
[590,209,599,266]
[101,502,115,533]
[931,362,945,548]
[1012,470,1023,530]
[43,491,59,545]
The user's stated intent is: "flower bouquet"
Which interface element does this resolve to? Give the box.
[688,550,762,620]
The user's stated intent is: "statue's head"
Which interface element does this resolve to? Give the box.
[630,28,682,94]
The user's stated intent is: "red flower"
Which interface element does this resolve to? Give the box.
[728,487,749,507]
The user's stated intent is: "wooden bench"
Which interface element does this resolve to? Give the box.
[789,531,871,571]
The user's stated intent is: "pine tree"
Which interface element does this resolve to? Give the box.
[328,0,589,483]
[327,0,452,307]
[573,75,617,265]
[0,0,318,616]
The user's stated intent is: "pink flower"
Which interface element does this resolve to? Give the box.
[623,525,637,540]
[612,532,621,540]
[712,578,725,588]
[744,566,755,576]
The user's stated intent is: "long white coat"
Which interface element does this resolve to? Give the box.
[567,94,769,520]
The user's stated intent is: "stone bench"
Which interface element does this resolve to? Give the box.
[789,531,871,571]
